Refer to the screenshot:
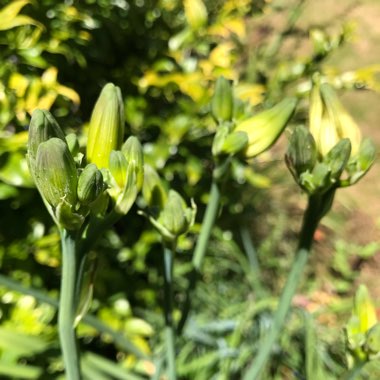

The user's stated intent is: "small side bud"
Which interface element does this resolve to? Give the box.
[324,138,351,181]
[122,136,144,192]
[142,165,167,209]
[34,138,78,209]
[27,109,66,176]
[211,77,234,123]
[109,150,128,189]
[66,133,80,157]
[77,164,104,205]
[285,125,318,180]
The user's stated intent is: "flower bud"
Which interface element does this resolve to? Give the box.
[324,138,351,181]
[222,131,248,155]
[109,150,128,189]
[142,165,167,209]
[235,97,297,158]
[122,136,144,192]
[86,83,124,169]
[211,77,234,123]
[151,190,196,241]
[310,82,362,157]
[66,133,80,157]
[212,124,229,156]
[34,138,77,208]
[77,164,104,205]
[27,109,66,176]
[285,125,318,180]
[365,323,380,358]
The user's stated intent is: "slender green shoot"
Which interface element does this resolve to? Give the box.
[58,229,81,380]
[163,243,177,380]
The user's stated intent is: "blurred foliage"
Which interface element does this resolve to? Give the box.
[0,0,379,378]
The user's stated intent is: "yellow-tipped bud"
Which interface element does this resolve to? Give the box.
[309,82,362,157]
[235,98,297,158]
[86,83,124,169]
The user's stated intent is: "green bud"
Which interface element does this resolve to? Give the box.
[235,97,297,158]
[211,77,234,122]
[109,150,128,189]
[86,83,124,169]
[324,138,351,181]
[354,285,377,334]
[66,133,80,157]
[154,190,196,240]
[34,138,77,209]
[142,165,167,209]
[365,323,380,357]
[77,164,104,205]
[184,0,208,31]
[285,125,318,180]
[212,124,229,156]
[357,138,376,172]
[27,109,66,176]
[222,131,248,155]
[122,136,144,192]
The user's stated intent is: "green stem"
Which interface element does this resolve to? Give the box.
[243,191,334,380]
[163,243,177,380]
[0,273,147,359]
[177,179,221,334]
[59,229,81,380]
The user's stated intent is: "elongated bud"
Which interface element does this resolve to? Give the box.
[357,138,376,173]
[87,83,124,169]
[109,150,128,188]
[142,165,167,209]
[184,0,207,30]
[354,285,377,334]
[285,125,318,180]
[235,97,297,158]
[122,136,144,191]
[324,138,351,181]
[28,109,66,176]
[34,138,77,208]
[211,77,233,123]
[320,83,362,155]
[77,164,104,205]
[66,133,80,157]
[222,131,248,155]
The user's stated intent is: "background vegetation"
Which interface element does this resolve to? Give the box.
[0,0,379,378]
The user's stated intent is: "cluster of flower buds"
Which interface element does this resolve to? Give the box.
[211,76,297,163]
[346,285,380,365]
[27,83,144,230]
[285,82,376,195]
[140,165,196,243]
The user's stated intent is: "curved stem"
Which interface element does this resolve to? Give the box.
[177,179,221,334]
[59,229,81,380]
[163,243,177,380]
[243,191,334,380]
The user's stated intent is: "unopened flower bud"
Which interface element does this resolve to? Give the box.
[211,77,234,123]
[34,138,77,208]
[324,138,351,181]
[28,109,66,176]
[142,165,167,209]
[66,133,80,157]
[109,150,128,189]
[154,190,196,240]
[122,136,144,191]
[87,83,124,169]
[235,97,297,158]
[285,125,318,180]
[77,164,104,205]
[365,323,380,358]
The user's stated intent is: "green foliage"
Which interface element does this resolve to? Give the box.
[0,0,379,379]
